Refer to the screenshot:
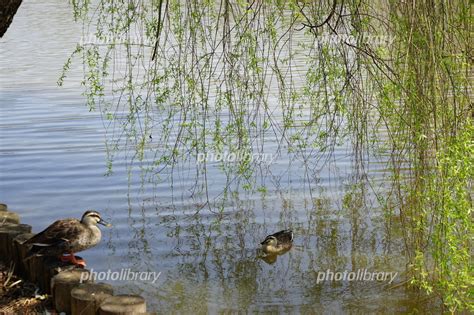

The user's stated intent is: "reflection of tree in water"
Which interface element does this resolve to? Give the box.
[110,177,431,312]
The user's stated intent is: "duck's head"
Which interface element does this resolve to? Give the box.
[81,210,112,227]
[260,235,278,247]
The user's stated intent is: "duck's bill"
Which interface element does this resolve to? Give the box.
[98,219,112,227]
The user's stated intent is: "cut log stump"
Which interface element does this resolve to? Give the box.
[51,269,93,313]
[0,223,31,261]
[71,282,114,315]
[99,294,147,315]
[12,232,34,277]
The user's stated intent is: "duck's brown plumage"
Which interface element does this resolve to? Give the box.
[260,230,293,245]
[260,229,293,254]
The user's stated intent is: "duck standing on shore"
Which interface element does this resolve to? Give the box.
[24,210,111,267]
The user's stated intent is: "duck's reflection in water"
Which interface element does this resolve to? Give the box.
[258,246,292,265]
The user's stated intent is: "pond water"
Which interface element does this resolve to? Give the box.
[0,0,438,313]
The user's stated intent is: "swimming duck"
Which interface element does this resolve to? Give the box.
[260,229,293,254]
[24,210,111,267]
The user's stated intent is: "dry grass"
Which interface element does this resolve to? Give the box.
[0,261,53,314]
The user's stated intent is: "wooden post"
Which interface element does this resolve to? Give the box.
[51,269,93,314]
[40,256,79,293]
[99,295,147,315]
[0,223,31,261]
[0,203,7,211]
[12,232,35,277]
[71,283,114,315]
[6,223,31,261]
[27,255,45,285]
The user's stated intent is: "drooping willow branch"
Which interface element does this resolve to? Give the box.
[151,0,168,61]
[295,0,338,31]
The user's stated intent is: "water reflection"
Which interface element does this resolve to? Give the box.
[259,247,292,265]
[108,182,439,313]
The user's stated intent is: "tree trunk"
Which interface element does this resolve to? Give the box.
[0,0,22,38]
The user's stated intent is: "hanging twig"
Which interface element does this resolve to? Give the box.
[296,0,338,31]
[151,0,167,61]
